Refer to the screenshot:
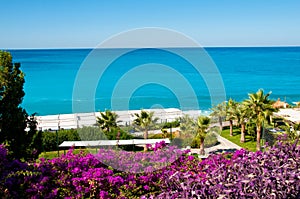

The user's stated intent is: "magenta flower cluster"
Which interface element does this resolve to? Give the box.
[155,140,300,198]
[0,140,299,198]
[146,141,167,151]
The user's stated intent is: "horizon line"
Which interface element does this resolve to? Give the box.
[2,45,300,50]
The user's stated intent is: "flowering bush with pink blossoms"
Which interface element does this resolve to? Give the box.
[0,139,300,198]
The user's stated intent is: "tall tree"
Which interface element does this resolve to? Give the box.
[27,114,42,159]
[197,116,210,155]
[234,103,248,143]
[179,114,197,136]
[133,110,158,151]
[226,99,238,136]
[210,102,226,131]
[179,114,197,147]
[97,110,119,132]
[0,51,38,160]
[243,89,276,151]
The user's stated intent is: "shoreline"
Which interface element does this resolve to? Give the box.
[35,108,211,131]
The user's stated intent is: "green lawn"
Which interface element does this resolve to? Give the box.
[38,148,98,159]
[221,127,257,152]
[39,128,257,160]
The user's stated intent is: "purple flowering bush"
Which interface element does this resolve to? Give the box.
[0,139,300,198]
[155,140,300,198]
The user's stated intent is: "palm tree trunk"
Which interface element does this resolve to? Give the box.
[144,129,148,151]
[199,138,205,155]
[219,116,223,131]
[240,123,245,143]
[229,120,233,136]
[256,125,261,151]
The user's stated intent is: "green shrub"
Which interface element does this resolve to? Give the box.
[77,126,106,141]
[180,137,194,148]
[264,130,278,146]
[190,132,218,148]
[171,138,183,148]
[149,133,164,139]
[42,127,136,152]
[42,129,80,152]
[162,120,180,129]
[104,128,134,140]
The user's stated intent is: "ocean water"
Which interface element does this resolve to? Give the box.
[7,47,300,116]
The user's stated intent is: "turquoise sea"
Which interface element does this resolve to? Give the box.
[7,47,300,116]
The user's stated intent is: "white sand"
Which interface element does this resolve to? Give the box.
[36,108,210,131]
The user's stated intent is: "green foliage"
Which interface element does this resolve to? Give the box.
[0,51,40,160]
[234,103,248,125]
[210,102,226,130]
[196,116,210,155]
[179,114,196,136]
[280,122,300,142]
[97,110,119,132]
[196,116,210,140]
[243,89,276,150]
[133,110,158,140]
[29,129,43,159]
[148,132,177,141]
[42,129,80,152]
[190,132,218,148]
[133,110,158,130]
[148,133,164,139]
[210,102,227,118]
[246,121,257,141]
[42,131,59,152]
[226,98,238,121]
[41,127,134,152]
[294,123,300,131]
[38,150,63,159]
[78,126,106,141]
[263,130,277,146]
[104,127,133,140]
[162,120,180,129]
[177,115,197,148]
[170,138,183,148]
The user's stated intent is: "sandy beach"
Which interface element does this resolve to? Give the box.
[35,108,210,131]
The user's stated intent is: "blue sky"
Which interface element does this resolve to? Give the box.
[1,0,300,48]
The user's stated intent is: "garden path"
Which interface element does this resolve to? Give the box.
[190,131,242,158]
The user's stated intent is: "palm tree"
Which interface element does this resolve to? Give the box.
[197,116,210,155]
[133,110,158,151]
[210,102,226,131]
[226,99,238,136]
[179,114,197,147]
[243,89,276,151]
[179,114,197,136]
[97,110,119,132]
[234,103,248,143]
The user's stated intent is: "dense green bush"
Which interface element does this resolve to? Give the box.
[171,138,183,148]
[104,127,133,140]
[42,129,80,151]
[162,120,180,128]
[263,130,278,146]
[190,132,218,148]
[77,126,107,141]
[42,127,134,152]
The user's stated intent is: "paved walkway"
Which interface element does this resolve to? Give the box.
[190,132,242,158]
